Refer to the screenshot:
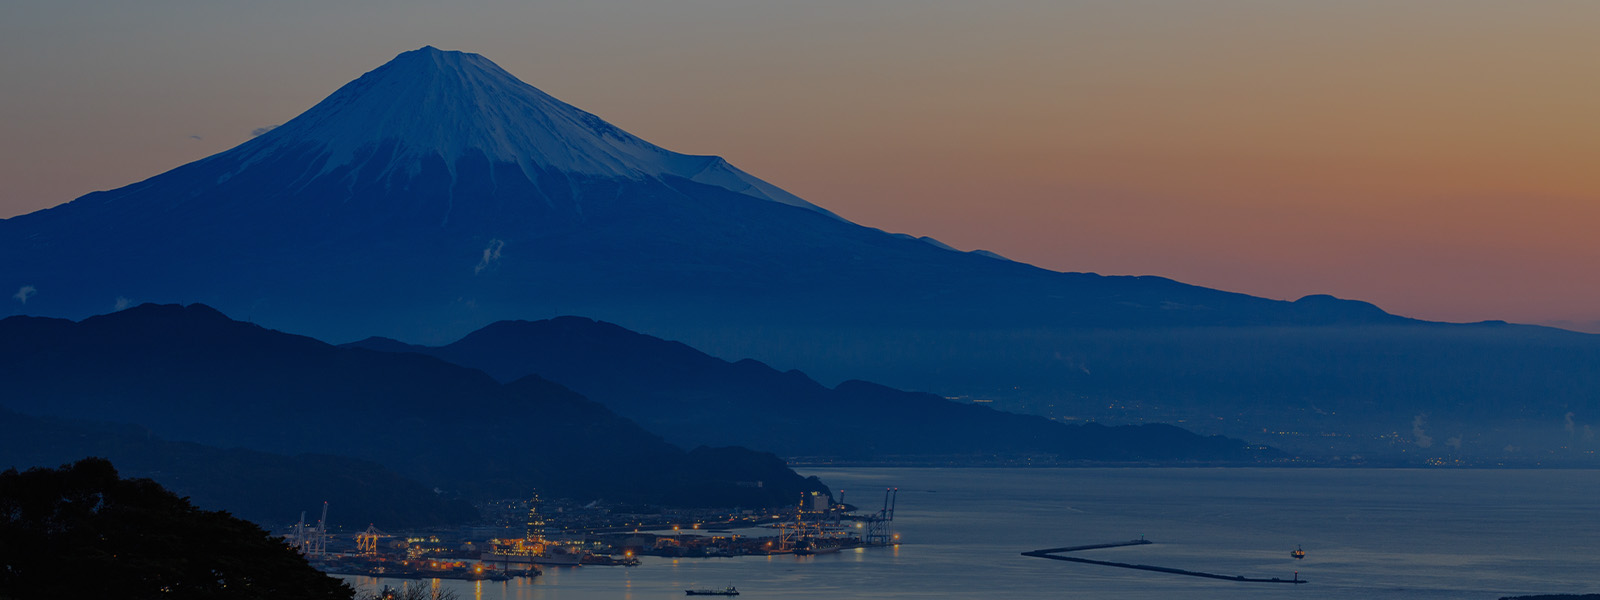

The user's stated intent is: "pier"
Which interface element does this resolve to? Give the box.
[1022,540,1306,584]
[1023,539,1153,554]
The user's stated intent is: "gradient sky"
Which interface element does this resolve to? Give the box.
[5,1,1600,330]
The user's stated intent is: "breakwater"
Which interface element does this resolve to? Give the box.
[1022,539,1306,584]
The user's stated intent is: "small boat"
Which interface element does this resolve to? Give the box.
[1291,545,1306,560]
[685,585,739,596]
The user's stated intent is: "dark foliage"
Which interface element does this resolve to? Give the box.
[360,585,457,600]
[0,458,352,600]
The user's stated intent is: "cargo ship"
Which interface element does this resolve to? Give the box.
[482,549,583,566]
[685,585,739,596]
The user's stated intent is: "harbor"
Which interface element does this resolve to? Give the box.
[289,488,902,583]
[319,467,1600,600]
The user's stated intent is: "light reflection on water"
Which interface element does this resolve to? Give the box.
[342,468,1600,600]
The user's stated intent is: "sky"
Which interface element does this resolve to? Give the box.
[4,1,1600,331]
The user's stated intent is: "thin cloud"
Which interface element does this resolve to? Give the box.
[250,125,278,137]
[12,285,36,304]
[1412,414,1433,448]
[474,239,505,275]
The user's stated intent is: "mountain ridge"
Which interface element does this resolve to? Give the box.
[344,315,1271,462]
[0,407,478,528]
[0,303,828,507]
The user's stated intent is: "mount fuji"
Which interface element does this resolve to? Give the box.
[5,47,1599,458]
[0,46,1381,340]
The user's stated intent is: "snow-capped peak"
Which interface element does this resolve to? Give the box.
[229,46,836,218]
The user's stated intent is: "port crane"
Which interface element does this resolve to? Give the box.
[769,487,900,552]
[290,511,312,555]
[863,487,898,546]
[357,524,393,556]
[287,501,331,557]
[776,492,854,552]
[314,501,330,556]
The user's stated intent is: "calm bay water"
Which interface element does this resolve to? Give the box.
[344,468,1599,599]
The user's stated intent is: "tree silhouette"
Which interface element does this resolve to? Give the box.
[0,457,353,599]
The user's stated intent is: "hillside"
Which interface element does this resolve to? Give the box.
[0,408,476,528]
[0,304,826,507]
[346,317,1268,462]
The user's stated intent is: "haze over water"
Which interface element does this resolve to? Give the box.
[345,467,1600,599]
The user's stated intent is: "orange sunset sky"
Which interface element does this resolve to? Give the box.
[4,1,1599,330]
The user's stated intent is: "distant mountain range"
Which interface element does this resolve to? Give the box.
[346,317,1267,463]
[0,304,826,511]
[3,46,1597,460]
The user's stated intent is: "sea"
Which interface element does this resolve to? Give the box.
[342,467,1600,600]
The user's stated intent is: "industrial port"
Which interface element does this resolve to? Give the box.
[282,488,901,581]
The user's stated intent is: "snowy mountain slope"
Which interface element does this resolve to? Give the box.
[215,46,837,218]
